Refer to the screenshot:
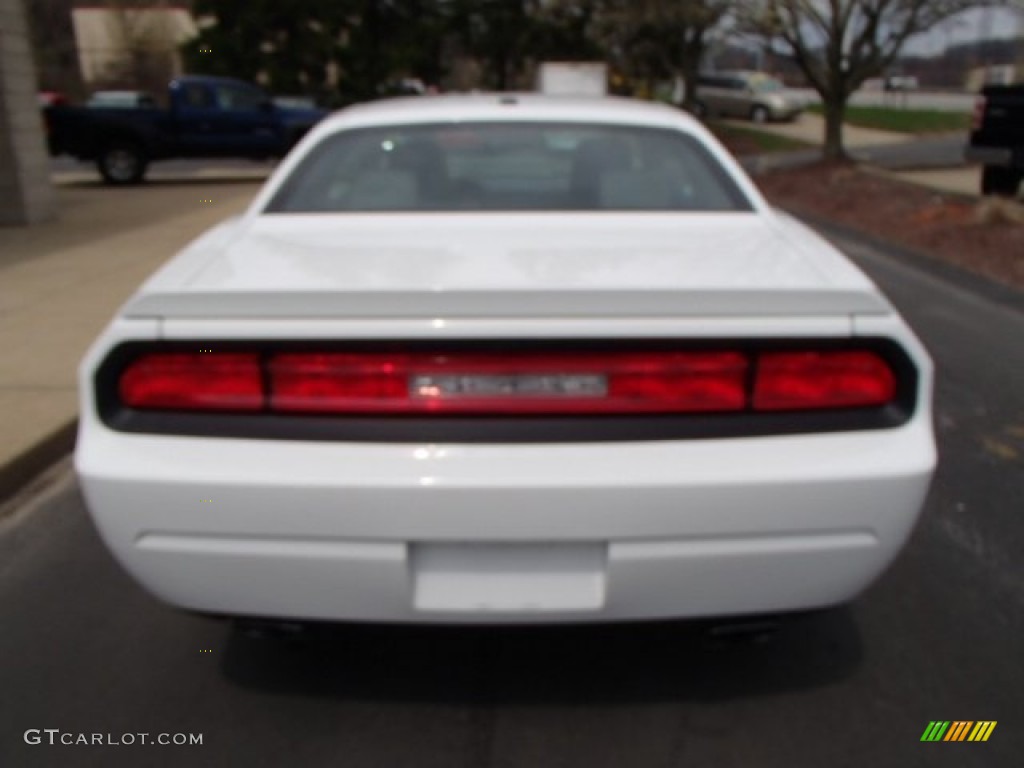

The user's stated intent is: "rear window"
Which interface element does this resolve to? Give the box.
[264,122,753,213]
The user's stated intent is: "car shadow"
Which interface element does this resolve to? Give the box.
[220,608,862,706]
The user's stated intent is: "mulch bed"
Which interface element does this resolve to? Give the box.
[754,161,1024,292]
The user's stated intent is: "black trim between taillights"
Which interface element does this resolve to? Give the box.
[94,338,919,443]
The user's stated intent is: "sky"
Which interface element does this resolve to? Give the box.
[903,7,1024,56]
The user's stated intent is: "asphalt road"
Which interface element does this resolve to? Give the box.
[1,229,1022,768]
[851,134,968,171]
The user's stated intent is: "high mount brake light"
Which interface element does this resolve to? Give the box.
[115,347,900,416]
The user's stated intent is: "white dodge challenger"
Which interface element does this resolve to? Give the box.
[75,94,936,625]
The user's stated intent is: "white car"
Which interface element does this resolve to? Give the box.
[75,94,936,625]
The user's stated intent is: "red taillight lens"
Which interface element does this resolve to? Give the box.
[753,351,896,411]
[268,351,748,414]
[118,353,263,411]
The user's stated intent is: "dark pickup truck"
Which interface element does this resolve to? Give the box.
[965,84,1023,197]
[44,75,328,184]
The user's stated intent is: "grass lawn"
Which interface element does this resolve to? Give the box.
[708,121,815,155]
[807,104,969,134]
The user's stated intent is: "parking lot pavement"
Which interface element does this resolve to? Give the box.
[0,180,263,501]
[851,134,968,171]
[50,158,274,186]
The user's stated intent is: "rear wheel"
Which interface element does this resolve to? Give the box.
[980,166,1022,197]
[97,142,148,184]
[750,106,770,124]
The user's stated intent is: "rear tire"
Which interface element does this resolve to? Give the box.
[97,142,148,185]
[980,166,1021,197]
[750,106,770,124]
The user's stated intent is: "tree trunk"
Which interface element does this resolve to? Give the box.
[680,44,702,111]
[822,97,847,160]
[495,52,509,90]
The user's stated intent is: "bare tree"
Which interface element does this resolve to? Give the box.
[598,0,729,106]
[101,1,181,93]
[745,0,990,158]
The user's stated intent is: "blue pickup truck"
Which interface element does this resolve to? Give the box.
[44,75,328,184]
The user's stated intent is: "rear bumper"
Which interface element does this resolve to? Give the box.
[76,421,935,624]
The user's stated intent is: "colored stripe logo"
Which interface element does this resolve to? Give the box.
[921,721,996,742]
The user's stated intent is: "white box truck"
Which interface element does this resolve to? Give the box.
[536,62,608,97]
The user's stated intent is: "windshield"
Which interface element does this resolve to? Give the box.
[264,122,752,213]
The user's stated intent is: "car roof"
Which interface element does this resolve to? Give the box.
[317,93,702,132]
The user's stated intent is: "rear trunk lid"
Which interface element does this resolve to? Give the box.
[124,213,891,319]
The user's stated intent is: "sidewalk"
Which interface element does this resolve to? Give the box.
[869,167,981,198]
[0,177,263,501]
[728,112,914,149]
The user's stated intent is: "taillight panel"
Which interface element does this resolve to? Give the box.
[267,351,749,415]
[96,339,918,443]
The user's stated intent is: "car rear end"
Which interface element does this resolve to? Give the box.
[967,85,1024,157]
[75,98,936,624]
[966,85,1024,195]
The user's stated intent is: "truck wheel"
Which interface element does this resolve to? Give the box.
[750,106,770,124]
[97,143,148,184]
[980,166,1021,198]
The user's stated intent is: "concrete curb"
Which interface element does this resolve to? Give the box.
[0,420,77,504]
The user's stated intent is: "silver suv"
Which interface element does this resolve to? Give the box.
[693,72,804,123]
